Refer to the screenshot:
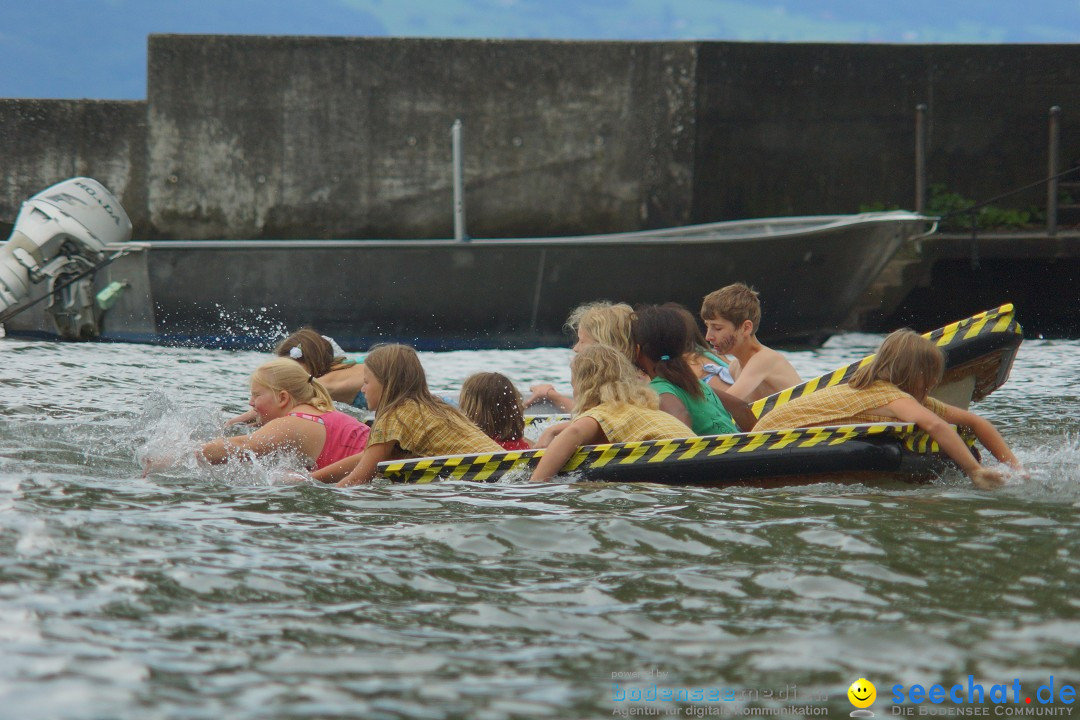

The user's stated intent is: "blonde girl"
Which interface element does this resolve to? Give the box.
[312,344,502,487]
[530,344,692,482]
[525,300,637,412]
[753,329,1022,488]
[459,372,532,450]
[199,358,369,470]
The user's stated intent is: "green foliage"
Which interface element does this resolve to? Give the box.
[858,201,901,212]
[925,183,1044,231]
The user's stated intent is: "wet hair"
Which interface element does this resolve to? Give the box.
[662,301,711,352]
[633,304,703,399]
[571,343,658,414]
[362,344,468,427]
[565,301,637,364]
[850,329,944,401]
[459,372,526,442]
[251,357,334,412]
[275,328,355,377]
[700,283,761,332]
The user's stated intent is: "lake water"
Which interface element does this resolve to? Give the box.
[0,331,1077,719]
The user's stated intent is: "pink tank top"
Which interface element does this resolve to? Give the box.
[289,410,370,469]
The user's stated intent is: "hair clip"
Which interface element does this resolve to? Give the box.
[307,374,315,384]
[289,346,303,360]
[660,354,671,361]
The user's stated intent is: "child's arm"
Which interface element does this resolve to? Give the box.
[199,422,297,465]
[534,420,571,448]
[709,387,756,431]
[940,404,1023,470]
[524,384,574,412]
[657,393,693,429]
[530,417,604,482]
[319,365,366,404]
[886,397,1004,489]
[704,375,733,395]
[724,355,774,401]
[225,409,258,427]
[310,452,365,483]
[336,441,396,487]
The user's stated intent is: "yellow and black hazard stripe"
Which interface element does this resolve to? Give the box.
[378,422,967,485]
[751,304,1021,419]
[525,413,570,431]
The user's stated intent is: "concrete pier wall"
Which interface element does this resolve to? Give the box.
[2,37,1079,240]
[145,36,697,240]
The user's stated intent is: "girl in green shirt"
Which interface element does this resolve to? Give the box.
[633,305,755,434]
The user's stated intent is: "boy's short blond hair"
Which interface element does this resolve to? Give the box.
[700,283,761,333]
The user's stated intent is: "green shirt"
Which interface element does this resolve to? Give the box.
[648,377,738,436]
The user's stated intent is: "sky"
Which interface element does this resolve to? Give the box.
[1,0,1080,99]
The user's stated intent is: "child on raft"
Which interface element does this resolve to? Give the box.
[275,328,367,408]
[459,372,533,450]
[145,358,370,473]
[226,328,367,427]
[752,328,1023,489]
[662,301,737,395]
[700,283,802,402]
[524,300,637,412]
[312,344,503,487]
[632,304,753,434]
[530,344,693,482]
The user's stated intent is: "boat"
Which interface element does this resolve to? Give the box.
[378,304,1022,486]
[1,179,934,350]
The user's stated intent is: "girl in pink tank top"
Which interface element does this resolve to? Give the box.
[189,359,370,472]
[288,411,369,469]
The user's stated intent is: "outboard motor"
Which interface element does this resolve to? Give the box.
[0,177,132,339]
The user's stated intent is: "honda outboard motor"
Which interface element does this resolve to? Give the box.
[0,177,132,339]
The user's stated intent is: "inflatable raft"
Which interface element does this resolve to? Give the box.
[378,304,1022,487]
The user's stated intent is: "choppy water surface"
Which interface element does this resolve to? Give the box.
[0,333,1077,719]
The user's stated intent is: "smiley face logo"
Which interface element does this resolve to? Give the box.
[848,678,876,709]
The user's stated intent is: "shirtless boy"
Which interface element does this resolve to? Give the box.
[700,283,802,402]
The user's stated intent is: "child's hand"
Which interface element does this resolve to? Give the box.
[225,411,256,428]
[523,384,556,408]
[534,423,567,449]
[970,467,1006,490]
[142,454,176,477]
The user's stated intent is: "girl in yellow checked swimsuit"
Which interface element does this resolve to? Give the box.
[530,344,693,482]
[312,344,501,487]
[753,329,1023,489]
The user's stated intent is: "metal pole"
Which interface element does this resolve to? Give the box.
[1047,106,1060,237]
[915,104,928,214]
[452,119,468,242]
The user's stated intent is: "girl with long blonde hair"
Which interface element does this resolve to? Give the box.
[312,344,502,486]
[524,301,637,412]
[530,344,692,482]
[754,329,1022,488]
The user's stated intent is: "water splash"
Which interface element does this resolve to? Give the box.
[153,302,291,350]
[132,391,319,486]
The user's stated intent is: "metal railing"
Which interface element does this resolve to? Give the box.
[914,104,1080,237]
